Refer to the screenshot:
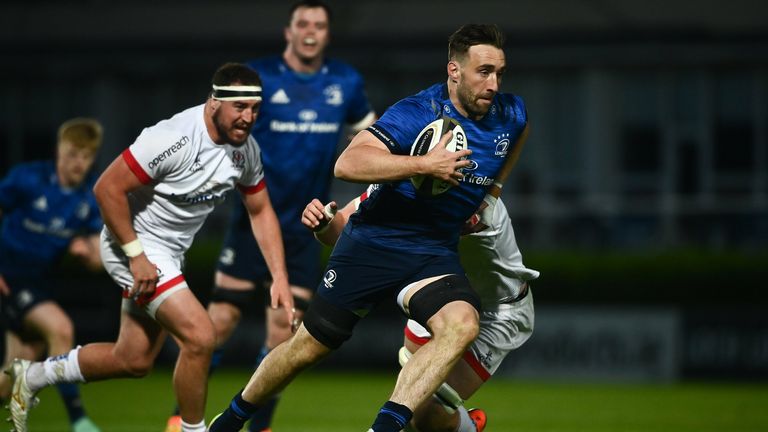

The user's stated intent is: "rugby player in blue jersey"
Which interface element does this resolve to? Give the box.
[209,24,529,432]
[166,2,375,431]
[302,185,538,432]
[0,118,104,432]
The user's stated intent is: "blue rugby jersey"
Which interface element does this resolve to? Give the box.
[350,82,528,255]
[0,161,102,278]
[228,56,374,241]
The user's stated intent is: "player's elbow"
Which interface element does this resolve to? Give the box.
[334,157,356,181]
[92,176,110,206]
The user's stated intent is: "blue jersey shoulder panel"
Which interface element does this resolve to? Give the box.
[0,161,102,278]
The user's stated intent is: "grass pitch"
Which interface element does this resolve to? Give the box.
[23,368,768,431]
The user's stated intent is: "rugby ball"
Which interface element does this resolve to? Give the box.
[409,116,467,196]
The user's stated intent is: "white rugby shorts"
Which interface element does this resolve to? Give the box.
[404,289,534,380]
[100,229,189,319]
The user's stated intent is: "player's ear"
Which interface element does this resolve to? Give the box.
[209,98,221,113]
[447,61,460,82]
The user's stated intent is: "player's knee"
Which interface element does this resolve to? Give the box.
[303,295,360,350]
[407,274,480,340]
[181,324,217,358]
[208,302,242,343]
[48,320,76,347]
[428,307,480,347]
[209,286,250,321]
[267,309,304,345]
[121,355,155,378]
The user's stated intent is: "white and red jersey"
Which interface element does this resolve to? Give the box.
[118,104,265,255]
[459,202,540,309]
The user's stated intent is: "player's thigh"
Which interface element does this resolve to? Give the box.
[22,301,74,340]
[113,308,167,363]
[155,288,214,347]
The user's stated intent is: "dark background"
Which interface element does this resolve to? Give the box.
[1,0,766,379]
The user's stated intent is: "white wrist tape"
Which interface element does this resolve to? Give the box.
[121,239,144,258]
[480,194,497,226]
[314,203,338,234]
[493,181,504,189]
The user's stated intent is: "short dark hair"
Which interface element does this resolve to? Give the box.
[210,62,262,89]
[448,24,505,61]
[288,0,333,24]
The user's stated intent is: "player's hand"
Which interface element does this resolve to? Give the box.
[424,130,472,185]
[301,199,337,232]
[127,254,159,299]
[462,201,491,235]
[0,274,10,296]
[268,278,296,332]
[69,236,90,258]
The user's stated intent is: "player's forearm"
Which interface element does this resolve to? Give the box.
[250,212,289,284]
[313,212,348,246]
[335,146,425,183]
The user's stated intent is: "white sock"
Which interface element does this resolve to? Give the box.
[455,406,476,432]
[27,347,85,392]
[181,419,207,432]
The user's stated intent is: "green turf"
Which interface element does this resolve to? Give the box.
[22,368,768,431]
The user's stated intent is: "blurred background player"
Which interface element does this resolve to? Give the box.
[163,1,376,431]
[208,23,529,432]
[5,63,294,432]
[0,118,104,432]
[302,187,538,432]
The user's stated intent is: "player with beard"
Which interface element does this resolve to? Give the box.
[5,62,294,432]
[171,2,375,431]
[209,24,530,432]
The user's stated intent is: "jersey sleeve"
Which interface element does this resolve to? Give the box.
[237,139,267,194]
[121,129,191,184]
[366,98,433,155]
[345,71,375,127]
[0,165,27,211]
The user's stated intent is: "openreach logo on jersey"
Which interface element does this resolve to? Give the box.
[148,136,189,169]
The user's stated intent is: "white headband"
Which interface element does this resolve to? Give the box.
[212,84,262,101]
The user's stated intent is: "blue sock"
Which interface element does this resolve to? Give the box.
[248,346,279,431]
[56,383,86,423]
[370,401,412,432]
[171,348,225,417]
[210,390,259,432]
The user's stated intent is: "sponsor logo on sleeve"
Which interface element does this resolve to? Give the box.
[147,136,189,169]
